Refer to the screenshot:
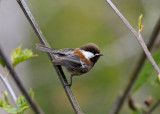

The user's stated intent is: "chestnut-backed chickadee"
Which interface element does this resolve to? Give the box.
[36,43,103,86]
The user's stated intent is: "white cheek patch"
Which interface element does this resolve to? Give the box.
[80,50,94,59]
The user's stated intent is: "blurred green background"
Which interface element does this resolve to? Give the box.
[0,0,160,114]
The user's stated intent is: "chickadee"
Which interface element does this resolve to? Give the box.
[36,43,103,86]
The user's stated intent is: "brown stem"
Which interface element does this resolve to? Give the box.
[16,0,82,113]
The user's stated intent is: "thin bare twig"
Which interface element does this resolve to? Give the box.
[16,0,82,113]
[0,73,17,103]
[106,0,160,74]
[0,47,43,114]
[106,0,160,113]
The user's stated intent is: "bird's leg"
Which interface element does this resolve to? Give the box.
[65,75,73,87]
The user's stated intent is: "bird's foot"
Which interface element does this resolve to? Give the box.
[65,83,72,87]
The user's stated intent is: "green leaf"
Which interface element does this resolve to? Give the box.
[16,95,27,108]
[131,110,142,114]
[130,103,144,114]
[0,90,32,114]
[28,88,34,99]
[3,104,18,114]
[3,101,28,114]
[0,57,5,67]
[138,14,144,31]
[130,109,143,114]
[11,45,37,67]
[17,105,29,114]
[0,90,34,114]
[151,75,160,87]
[2,91,10,105]
[132,50,160,93]
[0,97,4,107]
[16,94,31,113]
[138,14,142,28]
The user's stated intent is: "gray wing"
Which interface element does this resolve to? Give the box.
[54,55,92,75]
[36,44,74,55]
[53,55,82,69]
[53,55,89,73]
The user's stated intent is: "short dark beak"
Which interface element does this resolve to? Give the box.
[96,53,103,56]
[99,53,104,56]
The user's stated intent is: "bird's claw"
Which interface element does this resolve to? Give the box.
[65,83,72,87]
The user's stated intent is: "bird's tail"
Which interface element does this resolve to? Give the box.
[36,44,56,53]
